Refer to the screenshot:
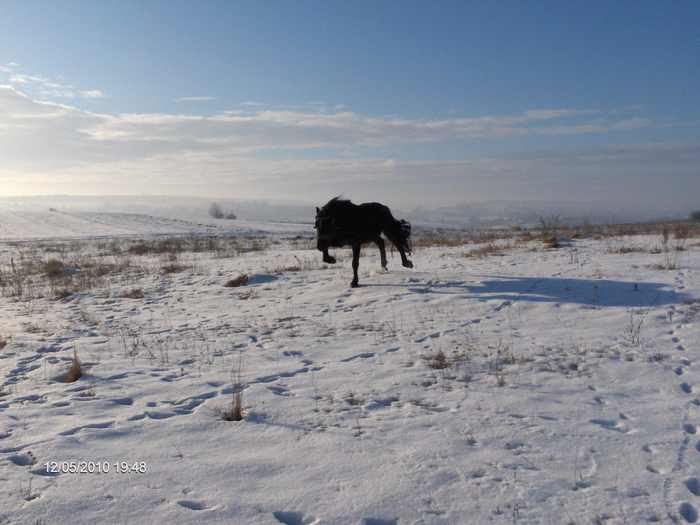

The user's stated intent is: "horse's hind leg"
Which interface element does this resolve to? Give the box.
[350,243,361,287]
[375,237,387,270]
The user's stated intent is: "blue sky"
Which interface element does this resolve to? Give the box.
[1,0,699,209]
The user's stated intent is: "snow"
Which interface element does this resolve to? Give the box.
[1,215,700,524]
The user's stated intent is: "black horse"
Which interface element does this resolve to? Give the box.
[315,197,413,287]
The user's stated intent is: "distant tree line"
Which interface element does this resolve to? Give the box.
[209,202,237,220]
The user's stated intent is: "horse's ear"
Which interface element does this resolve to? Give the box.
[315,207,320,215]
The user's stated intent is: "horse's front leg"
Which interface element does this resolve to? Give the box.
[399,248,413,268]
[321,247,336,264]
[375,237,387,271]
[351,243,361,288]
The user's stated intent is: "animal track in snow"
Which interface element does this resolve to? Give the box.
[177,500,210,511]
[680,502,699,523]
[590,418,630,433]
[686,478,700,496]
[59,421,114,436]
[340,352,376,362]
[272,511,320,525]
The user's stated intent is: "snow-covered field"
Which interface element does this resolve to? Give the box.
[0,209,310,241]
[2,216,700,524]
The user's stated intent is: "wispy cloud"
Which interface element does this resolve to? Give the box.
[1,65,105,100]
[175,96,216,102]
[76,105,655,149]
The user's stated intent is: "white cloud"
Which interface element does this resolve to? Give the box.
[0,85,697,209]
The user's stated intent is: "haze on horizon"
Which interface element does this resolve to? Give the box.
[1,1,699,213]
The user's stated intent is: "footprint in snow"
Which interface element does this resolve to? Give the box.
[680,502,698,523]
[177,500,210,511]
[685,478,700,496]
[272,511,320,525]
[590,418,629,433]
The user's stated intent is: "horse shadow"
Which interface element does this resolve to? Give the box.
[368,274,691,308]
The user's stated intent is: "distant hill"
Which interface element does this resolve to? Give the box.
[0,195,690,235]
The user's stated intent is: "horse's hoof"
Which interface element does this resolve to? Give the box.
[324,256,336,264]
[351,281,359,288]
[403,260,414,269]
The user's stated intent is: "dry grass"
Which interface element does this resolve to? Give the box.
[221,390,244,421]
[225,274,249,287]
[542,234,560,249]
[412,228,514,248]
[161,263,187,274]
[274,265,302,274]
[463,242,509,258]
[54,288,74,300]
[222,352,245,421]
[64,350,82,383]
[606,245,644,254]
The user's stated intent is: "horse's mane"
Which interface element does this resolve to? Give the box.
[320,196,353,214]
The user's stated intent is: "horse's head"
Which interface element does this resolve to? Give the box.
[314,206,338,253]
[314,207,336,237]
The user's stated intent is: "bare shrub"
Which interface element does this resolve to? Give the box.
[0,335,7,350]
[625,309,648,346]
[225,274,249,287]
[424,350,450,370]
[64,350,82,383]
[8,258,25,298]
[44,259,65,278]
[122,288,145,299]
[674,223,690,251]
[653,224,684,269]
[54,288,74,300]
[128,242,149,255]
[209,203,237,220]
[539,215,561,248]
[209,202,224,219]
